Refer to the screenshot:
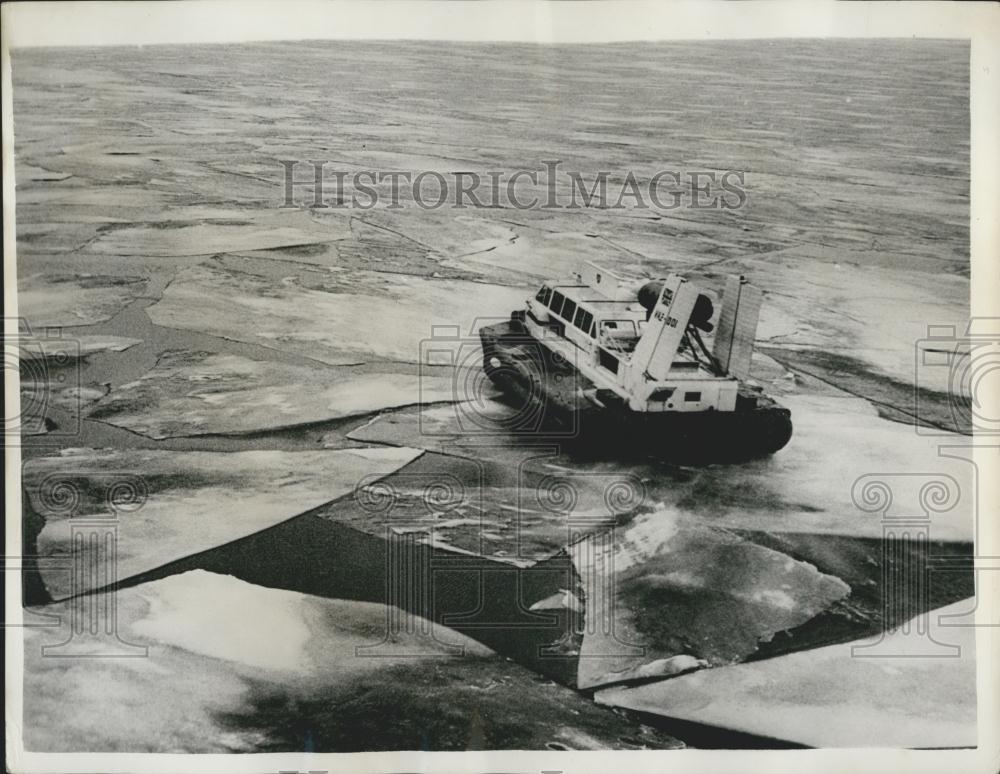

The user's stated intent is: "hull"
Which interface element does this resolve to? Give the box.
[479,319,793,463]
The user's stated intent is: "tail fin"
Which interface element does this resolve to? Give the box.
[713,275,762,381]
[630,275,700,381]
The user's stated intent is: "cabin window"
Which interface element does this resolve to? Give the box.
[684,391,702,402]
[574,308,594,334]
[549,291,566,316]
[650,387,676,402]
[562,298,578,323]
[598,348,619,373]
[535,286,552,306]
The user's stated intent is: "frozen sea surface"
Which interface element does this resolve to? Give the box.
[12,38,972,750]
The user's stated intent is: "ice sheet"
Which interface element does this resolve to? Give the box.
[747,252,968,394]
[350,393,975,543]
[88,350,459,438]
[594,599,976,748]
[686,394,975,542]
[146,264,529,366]
[344,398,547,469]
[17,273,147,327]
[23,570,683,751]
[23,446,422,599]
[18,335,142,360]
[571,509,851,688]
[85,210,351,257]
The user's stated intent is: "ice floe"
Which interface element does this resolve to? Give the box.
[85,210,351,257]
[594,598,976,748]
[18,334,142,360]
[22,446,422,599]
[750,254,968,395]
[321,450,639,568]
[17,273,147,327]
[344,398,545,469]
[570,508,851,689]
[146,263,529,365]
[682,394,975,542]
[87,350,460,438]
[22,570,682,751]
